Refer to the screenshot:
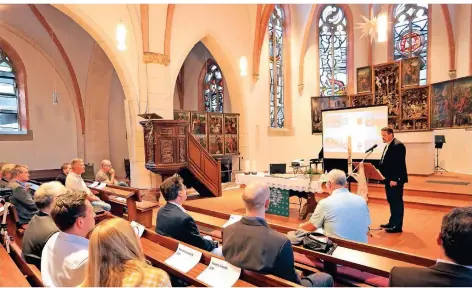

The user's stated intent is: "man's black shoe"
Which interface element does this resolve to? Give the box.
[385,227,403,233]
[380,223,394,229]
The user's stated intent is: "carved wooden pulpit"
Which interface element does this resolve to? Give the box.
[140,119,188,176]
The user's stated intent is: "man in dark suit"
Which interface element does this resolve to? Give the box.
[55,163,71,186]
[390,207,472,286]
[156,174,221,255]
[22,181,66,269]
[9,165,38,225]
[378,127,407,233]
[223,182,333,287]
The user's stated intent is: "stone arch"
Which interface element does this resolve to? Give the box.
[0,36,28,130]
[51,4,142,162]
[170,32,247,154]
[298,4,355,96]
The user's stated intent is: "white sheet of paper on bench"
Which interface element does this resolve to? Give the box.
[222,214,243,228]
[130,221,145,238]
[96,182,107,189]
[88,181,99,188]
[164,243,202,273]
[196,257,241,287]
[114,196,126,202]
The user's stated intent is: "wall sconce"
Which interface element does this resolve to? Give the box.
[116,21,127,51]
[376,12,388,43]
[240,56,248,76]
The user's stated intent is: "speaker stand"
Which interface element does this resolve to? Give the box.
[434,148,447,174]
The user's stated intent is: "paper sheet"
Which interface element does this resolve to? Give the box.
[96,182,107,189]
[164,243,202,273]
[88,181,99,188]
[222,214,243,228]
[130,221,145,237]
[196,257,241,287]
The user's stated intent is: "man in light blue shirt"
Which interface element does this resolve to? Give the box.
[299,169,371,243]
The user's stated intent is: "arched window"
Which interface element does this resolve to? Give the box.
[0,47,18,131]
[318,5,348,96]
[393,4,428,85]
[203,60,224,113]
[268,4,284,128]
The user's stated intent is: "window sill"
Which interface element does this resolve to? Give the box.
[267,126,294,137]
[0,130,33,141]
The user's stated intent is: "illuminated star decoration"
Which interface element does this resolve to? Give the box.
[355,9,378,43]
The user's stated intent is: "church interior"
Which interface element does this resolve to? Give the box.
[1,3,472,287]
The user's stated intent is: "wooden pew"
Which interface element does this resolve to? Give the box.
[0,243,32,287]
[102,214,298,287]
[29,169,61,182]
[7,242,43,287]
[183,204,435,265]
[180,205,436,286]
[86,181,159,228]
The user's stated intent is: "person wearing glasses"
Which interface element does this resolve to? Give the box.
[96,159,128,187]
[156,174,222,256]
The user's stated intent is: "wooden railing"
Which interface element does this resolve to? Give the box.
[186,132,222,197]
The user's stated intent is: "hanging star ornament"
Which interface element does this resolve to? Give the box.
[356,9,378,43]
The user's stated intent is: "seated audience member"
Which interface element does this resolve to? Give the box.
[66,158,111,211]
[223,182,333,287]
[55,163,71,186]
[0,163,15,188]
[156,175,222,256]
[9,165,38,225]
[299,169,371,243]
[41,191,95,287]
[390,207,472,286]
[82,218,171,287]
[95,159,128,187]
[22,181,66,269]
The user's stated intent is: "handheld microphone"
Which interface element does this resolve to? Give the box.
[365,144,378,153]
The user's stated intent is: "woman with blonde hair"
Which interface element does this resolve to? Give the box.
[82,218,171,287]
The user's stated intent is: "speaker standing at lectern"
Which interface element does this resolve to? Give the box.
[378,127,408,233]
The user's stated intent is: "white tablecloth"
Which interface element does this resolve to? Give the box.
[235,173,323,194]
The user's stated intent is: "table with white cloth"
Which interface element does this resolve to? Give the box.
[235,173,325,219]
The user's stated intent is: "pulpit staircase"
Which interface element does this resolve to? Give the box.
[140,119,222,197]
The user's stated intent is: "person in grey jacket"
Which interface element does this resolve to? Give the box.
[9,165,38,225]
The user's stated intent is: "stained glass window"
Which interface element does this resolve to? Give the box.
[393,4,428,85]
[0,48,18,131]
[268,5,284,128]
[204,61,224,113]
[318,5,348,96]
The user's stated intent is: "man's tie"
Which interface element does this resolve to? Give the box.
[380,144,388,164]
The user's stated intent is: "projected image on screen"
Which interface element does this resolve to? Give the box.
[322,106,388,159]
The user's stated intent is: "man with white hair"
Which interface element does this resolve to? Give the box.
[299,169,371,243]
[223,182,334,287]
[22,181,66,269]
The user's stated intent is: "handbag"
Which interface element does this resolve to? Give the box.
[302,232,336,254]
